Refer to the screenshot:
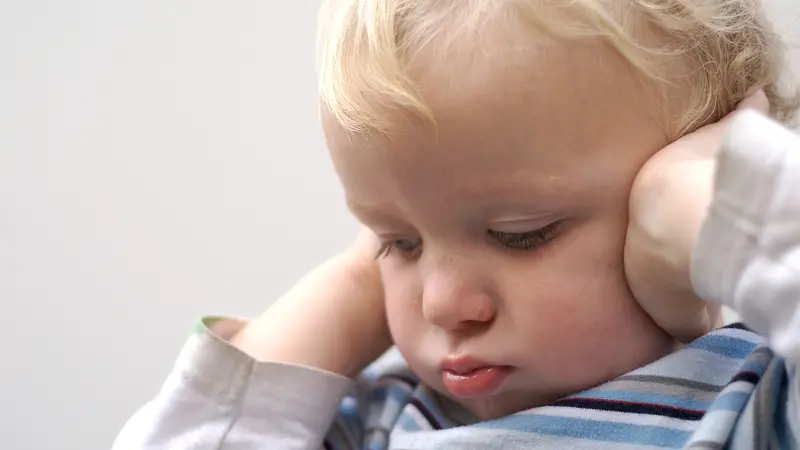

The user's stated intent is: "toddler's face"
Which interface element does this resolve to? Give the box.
[325,40,676,420]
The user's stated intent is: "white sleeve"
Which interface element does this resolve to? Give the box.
[691,111,800,363]
[111,318,353,450]
[690,110,800,443]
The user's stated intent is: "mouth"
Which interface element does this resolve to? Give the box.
[440,358,512,398]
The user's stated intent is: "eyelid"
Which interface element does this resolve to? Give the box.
[490,222,560,238]
[487,217,559,233]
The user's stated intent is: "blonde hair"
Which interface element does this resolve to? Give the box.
[317,0,799,139]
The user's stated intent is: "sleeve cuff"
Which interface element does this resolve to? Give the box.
[691,111,794,312]
[167,316,354,437]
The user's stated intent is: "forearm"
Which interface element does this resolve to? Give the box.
[230,250,391,378]
[114,245,389,449]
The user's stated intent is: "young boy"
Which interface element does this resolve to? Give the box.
[114,1,800,448]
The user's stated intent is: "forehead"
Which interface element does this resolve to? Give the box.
[324,38,668,219]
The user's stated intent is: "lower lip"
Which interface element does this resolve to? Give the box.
[441,366,511,398]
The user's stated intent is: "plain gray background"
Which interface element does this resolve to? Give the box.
[1,2,798,449]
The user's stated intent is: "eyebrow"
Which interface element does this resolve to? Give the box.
[346,199,403,219]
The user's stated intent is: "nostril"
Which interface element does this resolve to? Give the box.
[448,317,495,339]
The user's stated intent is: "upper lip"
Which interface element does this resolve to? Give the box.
[439,356,501,374]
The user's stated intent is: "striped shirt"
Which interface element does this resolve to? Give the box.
[329,322,792,449]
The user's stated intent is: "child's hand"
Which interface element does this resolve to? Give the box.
[624,92,769,343]
[230,228,392,378]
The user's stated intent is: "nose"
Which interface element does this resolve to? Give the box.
[420,255,497,332]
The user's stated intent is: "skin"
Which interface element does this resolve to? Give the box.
[324,35,680,420]
[625,92,769,343]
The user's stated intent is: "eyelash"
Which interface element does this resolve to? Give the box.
[488,221,563,252]
[375,238,421,260]
[374,221,564,259]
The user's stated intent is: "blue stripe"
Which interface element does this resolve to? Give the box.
[339,400,359,419]
[714,328,767,345]
[739,359,768,376]
[687,335,757,359]
[767,358,787,400]
[386,384,413,404]
[774,386,792,450]
[476,414,692,447]
[706,391,751,413]
[396,411,426,432]
[572,389,710,411]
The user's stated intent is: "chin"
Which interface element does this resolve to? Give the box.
[427,373,561,421]
[459,389,558,421]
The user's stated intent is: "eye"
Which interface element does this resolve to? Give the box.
[488,221,563,251]
[375,237,423,260]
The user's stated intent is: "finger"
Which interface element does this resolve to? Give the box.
[736,90,769,114]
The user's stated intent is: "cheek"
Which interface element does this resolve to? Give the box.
[381,269,448,390]
[505,263,635,344]
[549,220,641,325]
[380,266,425,346]
[503,219,668,376]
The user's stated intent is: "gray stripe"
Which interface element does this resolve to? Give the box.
[601,378,719,402]
[752,357,782,450]
[617,374,723,392]
[748,346,775,365]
